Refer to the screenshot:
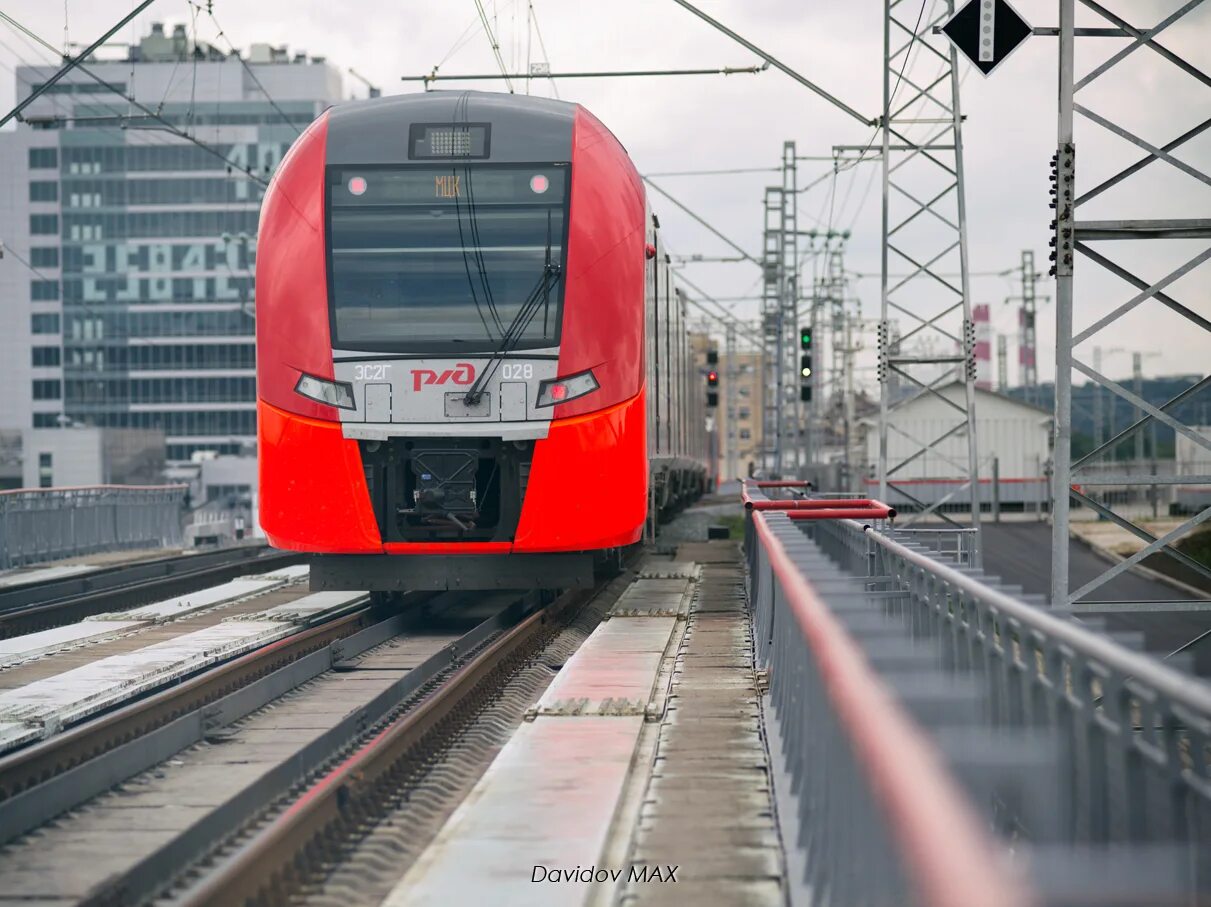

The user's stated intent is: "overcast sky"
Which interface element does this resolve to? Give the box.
[3,0,1207,389]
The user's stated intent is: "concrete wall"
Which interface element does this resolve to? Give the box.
[18,427,165,488]
[1176,426,1211,476]
[21,428,103,488]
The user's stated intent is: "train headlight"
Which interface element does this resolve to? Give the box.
[535,369,599,408]
[294,373,357,410]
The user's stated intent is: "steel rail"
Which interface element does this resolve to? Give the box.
[38,592,528,907]
[853,519,1211,714]
[751,510,1031,907]
[0,546,304,638]
[177,585,587,907]
[0,595,390,806]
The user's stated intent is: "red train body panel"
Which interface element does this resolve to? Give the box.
[255,92,708,589]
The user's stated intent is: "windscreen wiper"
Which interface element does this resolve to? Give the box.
[462,256,560,406]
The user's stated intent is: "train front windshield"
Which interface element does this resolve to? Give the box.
[326,165,568,354]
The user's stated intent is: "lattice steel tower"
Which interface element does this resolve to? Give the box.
[1050,0,1211,606]
[877,0,981,528]
[760,187,785,474]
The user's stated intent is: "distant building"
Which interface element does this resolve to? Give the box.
[716,349,765,480]
[859,383,1052,509]
[1175,425,1211,513]
[0,24,343,465]
[687,332,767,482]
[20,427,165,487]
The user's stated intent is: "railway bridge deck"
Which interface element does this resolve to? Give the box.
[0,486,1207,906]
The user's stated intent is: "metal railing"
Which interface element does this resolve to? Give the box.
[744,483,1030,906]
[0,485,186,570]
[813,515,1211,894]
[744,479,1211,904]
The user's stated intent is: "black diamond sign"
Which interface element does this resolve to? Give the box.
[941,0,1032,76]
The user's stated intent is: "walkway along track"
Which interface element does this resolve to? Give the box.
[174,581,614,907]
[0,544,304,638]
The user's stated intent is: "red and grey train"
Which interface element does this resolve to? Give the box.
[255,91,711,590]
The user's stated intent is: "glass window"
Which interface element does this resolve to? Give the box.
[327,165,568,353]
[29,148,58,169]
[30,181,59,202]
[31,81,124,95]
[32,379,62,400]
[61,210,259,240]
[30,214,59,235]
[31,313,60,334]
[32,346,61,367]
[33,413,60,428]
[31,280,60,301]
[30,248,59,268]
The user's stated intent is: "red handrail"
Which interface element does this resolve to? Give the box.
[743,496,896,521]
[746,498,887,510]
[785,506,896,521]
[751,510,1031,907]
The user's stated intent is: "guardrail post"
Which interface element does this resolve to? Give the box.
[992,457,1001,523]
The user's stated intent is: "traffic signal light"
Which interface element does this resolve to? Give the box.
[706,369,718,407]
[799,343,813,402]
[706,349,718,365]
[707,392,719,407]
[707,370,718,388]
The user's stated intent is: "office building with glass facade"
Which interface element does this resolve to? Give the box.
[0,25,342,462]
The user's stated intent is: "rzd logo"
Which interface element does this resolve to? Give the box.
[411,362,475,392]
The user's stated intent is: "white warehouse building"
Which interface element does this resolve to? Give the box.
[859,383,1052,510]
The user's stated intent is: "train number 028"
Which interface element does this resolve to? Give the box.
[501,363,533,380]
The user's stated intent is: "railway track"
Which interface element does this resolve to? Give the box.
[0,544,306,638]
[175,580,614,907]
[0,592,384,810]
[0,571,627,906]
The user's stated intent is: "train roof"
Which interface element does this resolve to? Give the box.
[326,90,577,165]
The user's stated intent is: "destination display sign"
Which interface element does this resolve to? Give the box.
[329,166,566,206]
